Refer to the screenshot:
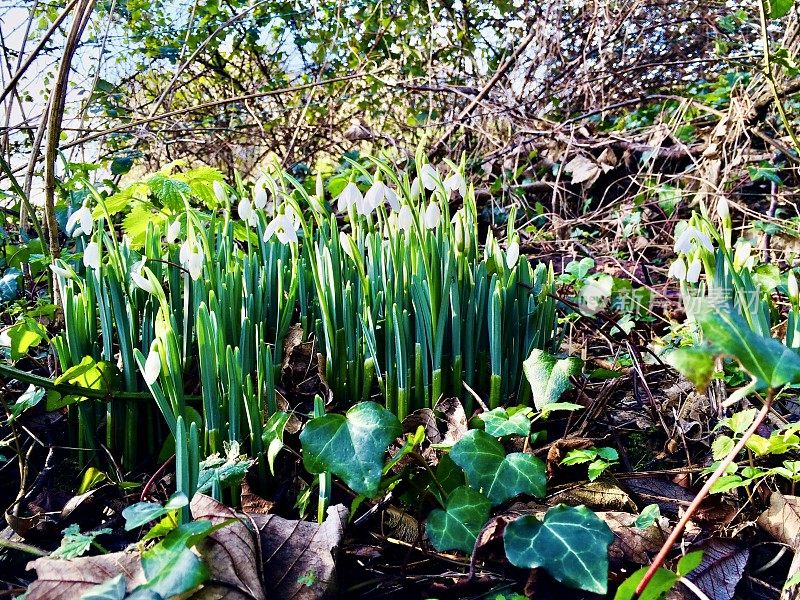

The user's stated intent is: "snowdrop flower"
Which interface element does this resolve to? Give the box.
[789,272,799,303]
[339,231,355,260]
[254,182,268,210]
[444,172,466,198]
[423,202,441,229]
[716,196,730,222]
[50,262,74,279]
[674,225,714,254]
[131,259,157,294]
[180,241,204,280]
[686,258,702,283]
[83,241,100,269]
[506,240,520,269]
[385,187,400,211]
[143,344,161,385]
[264,215,298,245]
[364,181,387,213]
[734,241,752,270]
[237,198,258,226]
[409,177,421,200]
[398,205,414,231]
[337,182,363,212]
[214,181,227,204]
[420,164,440,191]
[166,219,181,244]
[668,257,687,281]
[66,205,93,237]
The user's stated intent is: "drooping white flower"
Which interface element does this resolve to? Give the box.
[686,258,702,283]
[385,187,400,211]
[50,262,74,279]
[423,202,441,229]
[143,345,161,385]
[179,241,204,280]
[214,181,227,204]
[166,219,181,244]
[131,259,157,294]
[264,215,298,245]
[789,271,799,303]
[674,225,714,254]
[734,241,751,269]
[337,182,363,212]
[83,241,100,269]
[339,231,355,260]
[66,205,93,237]
[364,181,386,213]
[398,205,414,231]
[444,172,466,198]
[717,196,730,222]
[237,198,258,226]
[668,257,687,281]
[694,228,714,252]
[409,177,421,199]
[420,164,439,191]
[506,240,520,269]
[254,184,268,210]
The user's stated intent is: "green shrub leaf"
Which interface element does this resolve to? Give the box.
[504,505,613,594]
[449,429,546,506]
[425,486,491,553]
[300,401,401,497]
[479,407,532,438]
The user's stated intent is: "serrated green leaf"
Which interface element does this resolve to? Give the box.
[51,524,111,559]
[523,349,582,410]
[480,407,532,438]
[504,505,614,594]
[425,486,491,553]
[712,435,735,461]
[300,401,402,497]
[677,550,704,576]
[122,204,167,248]
[449,429,546,506]
[667,346,716,391]
[614,566,678,600]
[634,504,661,529]
[147,174,191,211]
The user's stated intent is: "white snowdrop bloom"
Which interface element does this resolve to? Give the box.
[131,259,157,294]
[789,271,799,302]
[66,205,93,237]
[237,198,258,226]
[686,258,702,283]
[337,182,363,212]
[694,228,714,252]
[734,241,751,269]
[506,240,520,269]
[398,205,414,231]
[364,181,387,213]
[213,181,227,204]
[83,242,100,269]
[50,262,74,279]
[385,187,400,211]
[264,215,298,245]
[409,177,421,200]
[717,196,730,222]
[254,184,268,210]
[143,346,161,385]
[420,164,439,191]
[423,202,441,229]
[339,231,355,260]
[668,257,687,281]
[444,172,466,197]
[166,219,181,244]
[180,241,204,280]
[674,225,713,254]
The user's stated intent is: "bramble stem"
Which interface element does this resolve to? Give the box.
[635,390,774,596]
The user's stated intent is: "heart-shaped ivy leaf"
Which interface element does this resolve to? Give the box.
[480,407,532,438]
[504,504,613,594]
[425,486,491,553]
[523,349,582,410]
[300,401,402,497]
[449,429,545,506]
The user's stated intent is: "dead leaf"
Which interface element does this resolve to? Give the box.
[434,397,467,445]
[758,492,800,596]
[598,147,617,172]
[624,477,693,516]
[668,539,749,600]
[402,408,442,443]
[546,437,595,478]
[26,551,145,600]
[240,480,274,515]
[597,511,670,564]
[564,155,600,185]
[550,480,637,512]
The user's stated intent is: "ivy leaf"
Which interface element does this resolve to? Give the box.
[0,269,21,302]
[425,486,491,553]
[693,304,800,390]
[51,524,111,559]
[449,430,546,506]
[80,574,127,600]
[504,505,614,594]
[196,441,254,494]
[633,504,661,529]
[122,493,189,530]
[479,407,532,438]
[300,401,402,497]
[523,349,582,410]
[262,411,291,475]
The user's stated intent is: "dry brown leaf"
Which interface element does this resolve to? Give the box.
[758,492,800,596]
[549,480,637,512]
[240,480,274,515]
[564,155,600,185]
[26,551,145,600]
[668,539,749,600]
[597,511,670,564]
[434,397,468,445]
